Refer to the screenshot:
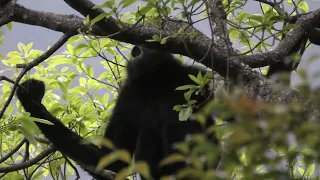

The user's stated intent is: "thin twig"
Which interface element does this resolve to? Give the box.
[0,32,75,120]
[0,147,56,173]
[0,138,27,164]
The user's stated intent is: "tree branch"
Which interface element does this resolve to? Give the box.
[0,32,75,119]
[241,9,320,68]
[12,4,90,34]
[0,139,26,164]
[0,0,15,26]
[1,1,320,120]
[2,0,319,77]
[0,147,56,173]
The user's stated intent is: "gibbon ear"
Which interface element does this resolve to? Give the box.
[131,46,142,58]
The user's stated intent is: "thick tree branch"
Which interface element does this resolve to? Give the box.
[4,1,318,82]
[205,0,232,51]
[0,1,320,178]
[0,0,15,26]
[12,4,90,34]
[62,0,233,74]
[62,0,319,121]
[241,9,320,68]
[204,0,234,84]
[6,2,224,72]
[2,1,319,76]
[1,1,320,119]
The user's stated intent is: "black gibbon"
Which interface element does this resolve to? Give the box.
[16,46,218,179]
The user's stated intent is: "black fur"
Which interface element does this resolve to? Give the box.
[16,79,108,179]
[16,46,217,179]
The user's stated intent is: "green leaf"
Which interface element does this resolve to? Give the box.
[189,0,200,7]
[196,71,203,80]
[260,3,271,13]
[176,84,194,91]
[179,106,193,121]
[61,67,69,72]
[106,48,116,56]
[68,35,83,44]
[152,34,160,41]
[88,79,98,89]
[91,13,108,25]
[17,42,24,53]
[19,116,40,134]
[83,15,91,26]
[184,90,193,101]
[28,117,54,125]
[188,74,200,84]
[6,22,12,30]
[238,12,250,24]
[58,82,68,94]
[297,167,305,175]
[97,150,131,170]
[66,44,74,54]
[18,126,37,146]
[228,27,239,40]
[298,1,309,13]
[248,14,263,23]
[187,100,197,106]
[134,162,151,180]
[87,66,94,77]
[25,42,33,53]
[269,15,285,23]
[2,83,11,94]
[137,4,153,16]
[79,77,87,86]
[160,38,167,44]
[160,153,186,166]
[305,164,315,177]
[119,0,136,8]
[8,56,23,65]
[173,105,182,111]
[261,66,269,75]
[93,0,115,9]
